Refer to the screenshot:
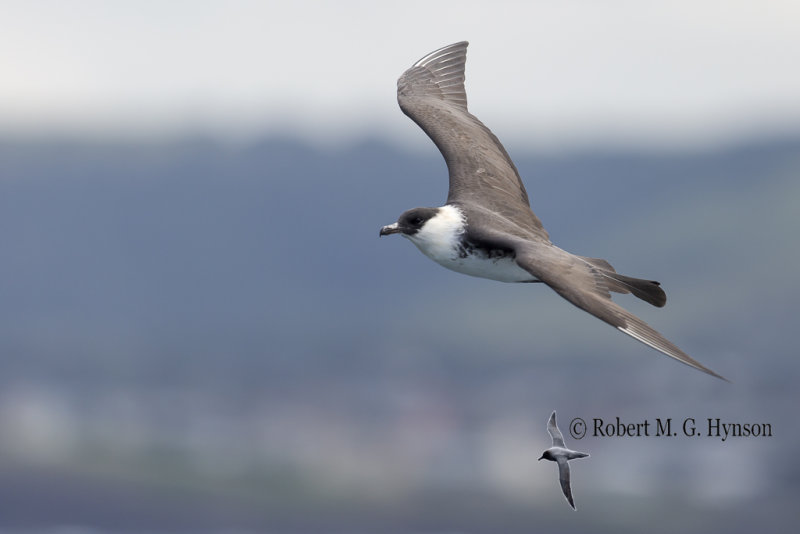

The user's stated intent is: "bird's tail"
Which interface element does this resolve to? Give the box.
[578,256,667,307]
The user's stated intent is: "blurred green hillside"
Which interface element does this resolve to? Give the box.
[0,135,798,532]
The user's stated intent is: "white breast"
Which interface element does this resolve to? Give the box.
[442,250,536,282]
[404,205,536,283]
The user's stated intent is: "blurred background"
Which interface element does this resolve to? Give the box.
[1,1,799,533]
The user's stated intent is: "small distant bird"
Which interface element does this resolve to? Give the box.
[379,41,726,380]
[538,411,589,510]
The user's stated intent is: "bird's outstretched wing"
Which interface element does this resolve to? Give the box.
[557,458,576,510]
[547,411,566,448]
[397,41,549,241]
[516,242,728,380]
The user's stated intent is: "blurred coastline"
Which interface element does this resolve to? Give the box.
[1,133,798,532]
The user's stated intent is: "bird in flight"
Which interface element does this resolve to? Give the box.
[538,411,590,510]
[379,41,726,380]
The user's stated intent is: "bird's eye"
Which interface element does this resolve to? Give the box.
[411,217,423,225]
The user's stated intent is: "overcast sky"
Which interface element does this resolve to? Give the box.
[2,0,799,150]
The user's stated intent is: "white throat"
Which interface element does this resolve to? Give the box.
[404,205,465,262]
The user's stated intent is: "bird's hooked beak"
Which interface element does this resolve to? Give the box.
[379,222,401,236]
[537,454,545,461]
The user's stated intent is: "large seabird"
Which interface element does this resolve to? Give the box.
[379,41,726,380]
